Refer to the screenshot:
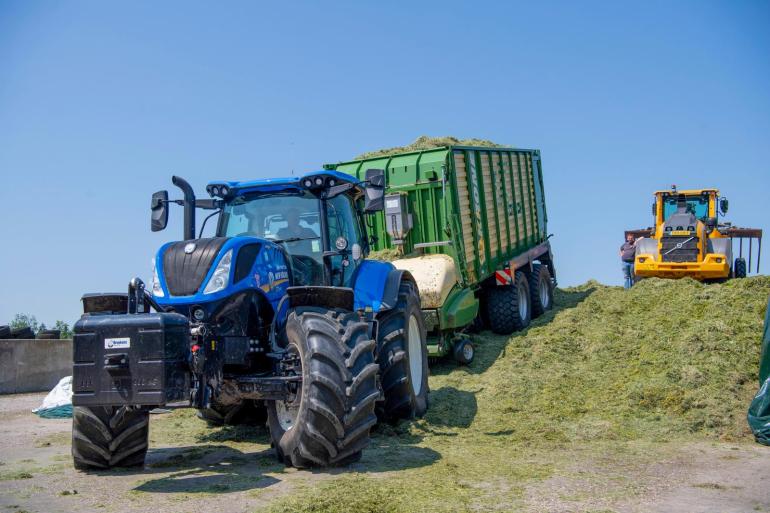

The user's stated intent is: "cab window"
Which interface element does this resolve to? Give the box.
[663,195,709,221]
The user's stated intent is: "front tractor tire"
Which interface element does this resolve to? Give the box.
[266,309,380,468]
[72,406,149,470]
[375,279,429,423]
[487,270,532,334]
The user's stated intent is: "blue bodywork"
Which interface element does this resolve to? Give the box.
[153,170,397,322]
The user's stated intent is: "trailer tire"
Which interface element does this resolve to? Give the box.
[72,406,149,470]
[374,279,429,423]
[734,258,747,279]
[529,264,554,318]
[487,271,531,334]
[266,308,379,468]
[453,338,475,365]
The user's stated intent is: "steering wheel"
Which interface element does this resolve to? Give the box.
[290,255,322,286]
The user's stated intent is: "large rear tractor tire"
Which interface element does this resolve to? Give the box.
[374,279,429,423]
[72,406,149,470]
[734,257,747,279]
[266,309,379,468]
[529,263,554,318]
[487,270,532,334]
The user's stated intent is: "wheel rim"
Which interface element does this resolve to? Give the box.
[518,281,529,319]
[539,278,550,307]
[276,345,301,431]
[407,314,423,396]
[462,342,474,361]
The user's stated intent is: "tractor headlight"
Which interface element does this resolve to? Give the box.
[203,249,232,294]
[151,261,164,297]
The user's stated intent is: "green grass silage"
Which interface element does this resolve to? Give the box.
[354,135,507,160]
[425,277,770,444]
[262,277,769,512]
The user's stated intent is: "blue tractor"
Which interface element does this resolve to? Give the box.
[71,170,429,469]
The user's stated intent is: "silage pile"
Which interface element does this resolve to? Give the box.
[425,276,770,443]
[354,135,508,160]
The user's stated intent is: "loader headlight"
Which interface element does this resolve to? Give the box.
[151,261,164,297]
[203,249,232,294]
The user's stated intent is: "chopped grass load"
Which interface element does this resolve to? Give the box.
[354,135,507,160]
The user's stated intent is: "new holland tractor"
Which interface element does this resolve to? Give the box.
[70,170,429,470]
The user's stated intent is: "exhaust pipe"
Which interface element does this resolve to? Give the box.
[172,176,196,240]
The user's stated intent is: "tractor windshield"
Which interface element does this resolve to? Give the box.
[217,189,364,287]
[218,190,324,285]
[662,195,709,221]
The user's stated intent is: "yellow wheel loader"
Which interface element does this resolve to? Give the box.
[627,186,762,281]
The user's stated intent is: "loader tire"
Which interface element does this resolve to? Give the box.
[734,258,747,279]
[266,308,379,468]
[529,263,554,319]
[72,406,149,470]
[487,270,531,334]
[374,279,429,423]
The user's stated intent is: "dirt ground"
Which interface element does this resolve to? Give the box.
[1,393,769,513]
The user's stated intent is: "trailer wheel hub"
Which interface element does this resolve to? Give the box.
[539,278,550,308]
[518,280,529,320]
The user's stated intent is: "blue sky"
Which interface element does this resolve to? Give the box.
[1,1,768,327]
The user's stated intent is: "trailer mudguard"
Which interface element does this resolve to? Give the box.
[351,260,407,313]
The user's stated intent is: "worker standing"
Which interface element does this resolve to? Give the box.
[620,234,639,289]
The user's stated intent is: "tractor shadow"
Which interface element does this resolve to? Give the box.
[125,430,440,494]
[430,285,597,377]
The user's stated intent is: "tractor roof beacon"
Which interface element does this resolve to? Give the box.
[70,169,430,471]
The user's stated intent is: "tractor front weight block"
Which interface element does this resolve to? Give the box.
[72,312,192,408]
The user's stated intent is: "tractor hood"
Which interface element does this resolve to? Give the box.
[150,235,285,305]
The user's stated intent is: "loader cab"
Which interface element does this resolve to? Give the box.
[654,188,719,225]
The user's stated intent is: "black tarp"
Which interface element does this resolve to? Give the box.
[747,296,770,444]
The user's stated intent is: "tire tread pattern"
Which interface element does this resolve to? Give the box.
[71,406,149,470]
[276,309,379,468]
[487,270,531,334]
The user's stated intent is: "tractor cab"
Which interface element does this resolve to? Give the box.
[211,173,371,288]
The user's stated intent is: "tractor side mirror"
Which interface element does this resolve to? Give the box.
[364,169,385,213]
[151,190,169,232]
[719,197,729,215]
[651,202,657,216]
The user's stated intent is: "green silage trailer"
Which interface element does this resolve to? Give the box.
[326,145,556,363]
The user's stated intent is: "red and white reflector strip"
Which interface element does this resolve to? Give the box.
[495,268,513,286]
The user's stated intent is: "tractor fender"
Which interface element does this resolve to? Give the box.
[351,260,416,314]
